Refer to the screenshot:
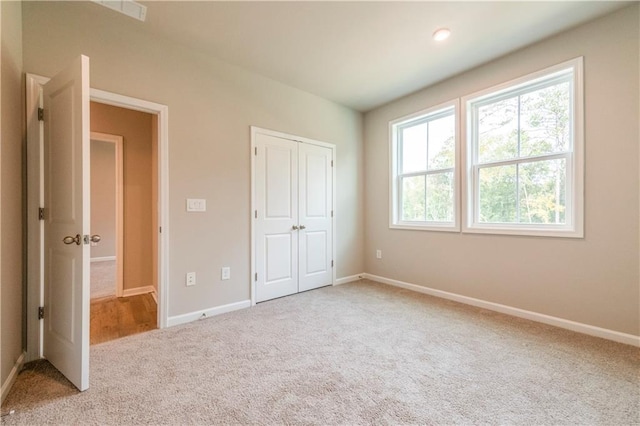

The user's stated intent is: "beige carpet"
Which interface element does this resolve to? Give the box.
[90,260,116,299]
[3,280,639,425]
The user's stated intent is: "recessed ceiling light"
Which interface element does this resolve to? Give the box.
[433,28,451,42]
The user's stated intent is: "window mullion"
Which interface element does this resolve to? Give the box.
[516,94,521,223]
[516,163,520,223]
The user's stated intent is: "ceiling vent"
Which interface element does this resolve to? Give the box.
[92,1,147,22]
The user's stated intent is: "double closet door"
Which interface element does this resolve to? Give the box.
[253,130,334,303]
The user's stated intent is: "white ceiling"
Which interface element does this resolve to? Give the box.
[117,1,627,112]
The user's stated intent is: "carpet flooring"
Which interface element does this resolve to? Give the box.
[2,280,639,425]
[90,260,116,299]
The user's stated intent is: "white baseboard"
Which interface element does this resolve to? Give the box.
[90,256,116,263]
[334,274,365,286]
[167,299,251,327]
[122,285,155,298]
[364,273,640,347]
[1,351,25,404]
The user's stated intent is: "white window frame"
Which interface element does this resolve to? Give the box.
[461,57,584,238]
[389,99,460,231]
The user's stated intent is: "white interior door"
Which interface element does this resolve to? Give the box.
[298,143,333,292]
[43,55,91,391]
[255,134,299,303]
[254,130,334,303]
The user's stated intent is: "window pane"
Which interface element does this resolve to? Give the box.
[402,175,425,221]
[520,81,571,157]
[428,114,455,170]
[478,164,517,223]
[478,97,518,164]
[426,172,454,222]
[401,123,427,173]
[518,159,566,224]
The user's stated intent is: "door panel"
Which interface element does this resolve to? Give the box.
[304,231,327,274]
[298,143,333,292]
[255,134,298,302]
[265,234,293,282]
[265,147,294,218]
[43,55,90,391]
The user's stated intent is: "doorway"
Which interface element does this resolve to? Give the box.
[89,132,123,300]
[89,102,158,344]
[25,72,169,368]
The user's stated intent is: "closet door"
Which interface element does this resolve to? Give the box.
[254,134,299,303]
[298,143,333,292]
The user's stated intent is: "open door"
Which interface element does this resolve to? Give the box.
[43,55,91,391]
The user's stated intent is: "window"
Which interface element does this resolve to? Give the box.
[463,57,583,237]
[390,101,459,231]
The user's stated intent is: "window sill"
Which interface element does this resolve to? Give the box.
[463,224,583,238]
[390,222,460,232]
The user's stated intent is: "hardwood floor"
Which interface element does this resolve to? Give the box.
[90,293,157,345]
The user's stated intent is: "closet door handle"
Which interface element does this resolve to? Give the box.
[299,225,306,230]
[292,225,299,231]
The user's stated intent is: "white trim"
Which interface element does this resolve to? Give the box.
[90,256,116,263]
[1,352,25,404]
[389,99,461,232]
[334,274,364,286]
[461,57,584,238]
[250,126,336,306]
[364,273,640,347]
[122,285,155,298]
[26,74,171,363]
[167,300,251,327]
[26,74,46,362]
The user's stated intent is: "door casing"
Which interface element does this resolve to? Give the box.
[250,126,336,305]
[26,73,170,362]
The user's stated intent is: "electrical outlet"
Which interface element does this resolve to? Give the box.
[186,272,196,286]
[376,250,382,259]
[221,267,231,280]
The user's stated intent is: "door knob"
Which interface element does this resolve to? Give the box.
[299,225,306,230]
[90,234,101,243]
[62,234,81,245]
[292,225,299,230]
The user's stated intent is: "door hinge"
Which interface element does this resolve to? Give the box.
[38,207,45,220]
[254,147,257,156]
[254,210,257,219]
[159,226,162,233]
[331,160,334,167]
[331,210,333,218]
[38,108,44,122]
[255,273,257,281]
[331,260,334,268]
[38,306,44,320]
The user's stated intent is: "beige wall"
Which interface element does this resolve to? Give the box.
[1,0,24,396]
[364,5,640,335]
[21,1,364,317]
[90,140,116,259]
[91,102,154,291]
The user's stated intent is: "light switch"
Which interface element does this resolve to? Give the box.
[186,198,206,212]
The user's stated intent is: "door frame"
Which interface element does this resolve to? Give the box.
[26,74,170,362]
[90,131,124,298]
[250,126,336,306]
